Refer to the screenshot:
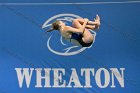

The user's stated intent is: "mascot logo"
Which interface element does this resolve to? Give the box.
[42,13,96,56]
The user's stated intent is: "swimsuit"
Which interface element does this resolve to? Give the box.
[70,33,93,47]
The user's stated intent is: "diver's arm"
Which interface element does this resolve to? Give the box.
[65,18,88,34]
[65,26,83,34]
[79,18,88,33]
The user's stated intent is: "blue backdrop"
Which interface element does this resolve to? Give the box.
[0,0,140,93]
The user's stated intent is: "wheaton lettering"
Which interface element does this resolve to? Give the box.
[15,68,125,88]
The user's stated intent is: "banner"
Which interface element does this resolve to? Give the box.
[0,1,140,93]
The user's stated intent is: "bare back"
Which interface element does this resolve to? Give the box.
[59,26,72,39]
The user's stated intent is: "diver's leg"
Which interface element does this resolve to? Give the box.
[73,20,99,30]
[73,18,96,25]
[74,15,100,29]
[72,20,94,43]
[85,25,96,30]
[73,19,95,29]
[72,18,97,33]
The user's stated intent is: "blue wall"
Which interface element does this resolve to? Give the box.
[0,0,140,93]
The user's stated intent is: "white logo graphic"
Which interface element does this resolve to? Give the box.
[42,13,96,56]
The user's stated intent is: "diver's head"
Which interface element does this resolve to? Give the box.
[46,20,65,32]
[52,20,65,30]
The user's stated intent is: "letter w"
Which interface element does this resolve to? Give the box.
[15,68,34,88]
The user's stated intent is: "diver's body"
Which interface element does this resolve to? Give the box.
[48,15,100,47]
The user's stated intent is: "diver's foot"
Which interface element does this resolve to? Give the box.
[94,14,100,29]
